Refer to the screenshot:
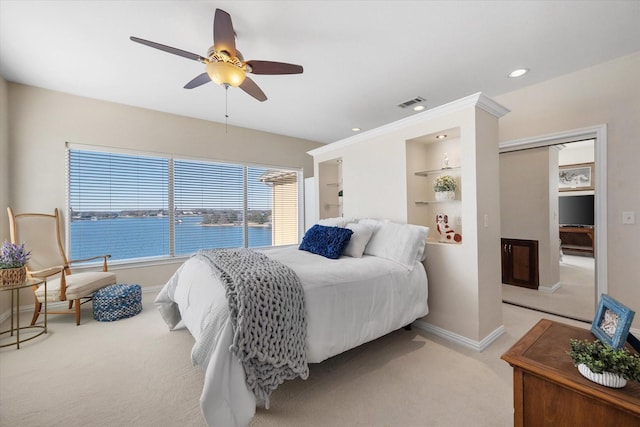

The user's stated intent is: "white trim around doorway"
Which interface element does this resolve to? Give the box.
[499,124,608,307]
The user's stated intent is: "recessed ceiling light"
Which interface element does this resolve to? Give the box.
[413,105,425,111]
[508,68,529,78]
[436,134,447,140]
[351,127,361,132]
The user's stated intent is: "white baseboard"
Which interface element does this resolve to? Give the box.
[412,319,505,352]
[539,281,561,293]
[0,284,163,324]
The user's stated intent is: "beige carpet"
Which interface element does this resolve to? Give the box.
[502,254,595,322]
[0,291,589,427]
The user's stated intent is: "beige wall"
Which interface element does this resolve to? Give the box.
[496,51,640,327]
[318,160,340,219]
[500,147,560,288]
[0,78,8,243]
[0,78,9,315]
[2,83,322,308]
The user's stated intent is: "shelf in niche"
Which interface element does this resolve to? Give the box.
[427,239,462,246]
[414,166,461,177]
[415,200,460,205]
[326,182,340,186]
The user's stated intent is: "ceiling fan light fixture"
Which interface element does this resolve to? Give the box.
[206,61,246,87]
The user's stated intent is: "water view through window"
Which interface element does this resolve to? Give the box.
[68,149,298,262]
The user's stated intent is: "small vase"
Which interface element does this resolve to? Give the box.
[0,266,27,287]
[435,191,455,201]
[577,363,627,388]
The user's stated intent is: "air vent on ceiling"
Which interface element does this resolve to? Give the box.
[397,96,425,109]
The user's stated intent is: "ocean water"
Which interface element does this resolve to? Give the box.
[70,216,273,261]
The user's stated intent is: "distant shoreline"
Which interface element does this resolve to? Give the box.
[200,223,270,228]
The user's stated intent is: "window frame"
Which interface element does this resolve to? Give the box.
[66,143,304,267]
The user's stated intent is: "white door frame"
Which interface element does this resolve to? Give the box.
[499,124,608,302]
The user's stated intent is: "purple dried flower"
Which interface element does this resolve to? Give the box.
[0,241,31,269]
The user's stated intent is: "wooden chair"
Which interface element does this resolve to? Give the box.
[7,208,116,325]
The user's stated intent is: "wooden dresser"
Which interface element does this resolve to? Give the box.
[559,226,595,256]
[501,319,640,426]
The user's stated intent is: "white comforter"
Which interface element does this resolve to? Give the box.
[155,245,428,427]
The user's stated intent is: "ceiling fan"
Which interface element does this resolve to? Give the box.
[130,8,303,102]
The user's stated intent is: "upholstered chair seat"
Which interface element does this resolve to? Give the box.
[34,271,116,302]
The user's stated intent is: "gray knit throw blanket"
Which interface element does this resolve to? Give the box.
[195,248,308,408]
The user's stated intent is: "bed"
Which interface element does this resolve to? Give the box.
[155,218,429,427]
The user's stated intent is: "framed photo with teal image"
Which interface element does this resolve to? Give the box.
[591,294,635,349]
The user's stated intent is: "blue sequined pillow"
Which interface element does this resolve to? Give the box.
[299,224,353,259]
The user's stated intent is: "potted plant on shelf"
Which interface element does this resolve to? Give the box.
[0,241,31,287]
[568,338,640,388]
[433,175,457,201]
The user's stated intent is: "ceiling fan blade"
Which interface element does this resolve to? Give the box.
[130,36,206,62]
[184,73,212,89]
[214,9,236,57]
[239,77,267,102]
[246,60,303,75]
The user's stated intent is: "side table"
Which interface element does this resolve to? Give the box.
[0,277,47,349]
[501,319,640,426]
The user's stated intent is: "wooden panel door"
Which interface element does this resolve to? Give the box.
[501,238,539,289]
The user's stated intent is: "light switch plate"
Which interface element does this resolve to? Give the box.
[622,211,635,225]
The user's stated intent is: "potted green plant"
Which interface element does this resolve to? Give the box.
[433,175,457,201]
[568,338,640,388]
[0,241,31,287]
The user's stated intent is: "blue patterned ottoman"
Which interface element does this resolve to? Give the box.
[93,284,142,322]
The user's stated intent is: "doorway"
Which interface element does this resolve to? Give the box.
[499,125,607,322]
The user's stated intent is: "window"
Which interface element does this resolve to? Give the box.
[67,147,300,263]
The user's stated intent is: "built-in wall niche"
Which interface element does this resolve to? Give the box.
[318,158,342,219]
[406,127,462,243]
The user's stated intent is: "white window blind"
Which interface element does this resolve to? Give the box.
[67,148,300,263]
[68,150,169,261]
[174,159,244,254]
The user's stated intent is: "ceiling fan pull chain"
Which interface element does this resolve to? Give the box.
[224,83,229,133]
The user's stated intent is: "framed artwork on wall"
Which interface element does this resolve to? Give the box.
[591,294,635,349]
[559,162,594,191]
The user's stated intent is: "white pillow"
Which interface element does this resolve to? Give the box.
[342,222,375,258]
[364,221,430,270]
[357,218,387,230]
[317,217,357,228]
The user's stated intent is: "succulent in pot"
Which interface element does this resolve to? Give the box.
[433,175,457,192]
[568,338,640,387]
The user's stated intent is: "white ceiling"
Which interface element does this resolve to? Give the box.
[1,1,639,144]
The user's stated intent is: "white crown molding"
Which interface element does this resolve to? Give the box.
[499,125,602,153]
[308,92,509,156]
[476,92,511,118]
